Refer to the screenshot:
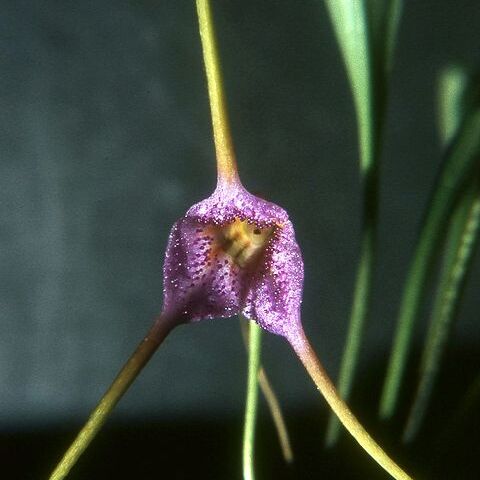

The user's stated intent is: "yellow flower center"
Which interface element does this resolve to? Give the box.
[209,219,275,268]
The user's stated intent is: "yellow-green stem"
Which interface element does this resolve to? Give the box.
[256,369,294,464]
[49,313,177,480]
[290,329,413,480]
[196,0,239,185]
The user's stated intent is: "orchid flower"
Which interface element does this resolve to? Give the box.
[162,174,303,340]
[48,2,413,480]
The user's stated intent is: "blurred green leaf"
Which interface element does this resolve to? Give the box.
[323,0,403,446]
[367,0,403,77]
[324,1,374,172]
[403,178,480,442]
[379,70,480,420]
[437,65,469,144]
[402,66,480,442]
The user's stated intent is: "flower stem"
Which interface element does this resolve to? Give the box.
[240,319,294,464]
[196,0,239,185]
[242,321,262,480]
[48,312,178,480]
[325,222,376,446]
[289,329,413,480]
[256,367,294,464]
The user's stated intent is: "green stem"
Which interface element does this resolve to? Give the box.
[48,313,178,480]
[379,108,480,419]
[240,319,294,464]
[325,220,375,445]
[242,321,263,480]
[290,329,413,480]
[196,0,239,185]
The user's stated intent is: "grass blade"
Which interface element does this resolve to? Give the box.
[323,0,403,446]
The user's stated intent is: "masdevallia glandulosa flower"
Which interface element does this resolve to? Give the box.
[163,174,303,341]
[48,2,414,480]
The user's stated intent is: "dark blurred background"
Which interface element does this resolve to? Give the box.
[1,0,480,478]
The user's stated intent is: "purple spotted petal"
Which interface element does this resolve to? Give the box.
[162,181,304,338]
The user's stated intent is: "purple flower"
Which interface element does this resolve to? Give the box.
[162,178,304,339]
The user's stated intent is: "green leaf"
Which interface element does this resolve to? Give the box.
[367,0,403,78]
[402,66,480,441]
[323,0,403,446]
[437,65,470,144]
[379,70,480,420]
[324,0,375,172]
[403,178,480,442]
